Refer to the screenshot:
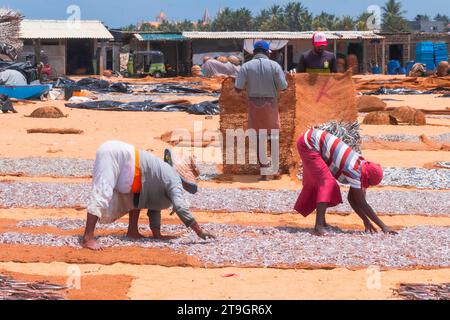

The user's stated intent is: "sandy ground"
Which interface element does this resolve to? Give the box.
[0,76,449,300]
[0,262,448,300]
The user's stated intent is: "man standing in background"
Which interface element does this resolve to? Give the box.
[297,32,337,73]
[235,41,288,180]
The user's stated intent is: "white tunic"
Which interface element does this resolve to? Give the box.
[87,140,136,223]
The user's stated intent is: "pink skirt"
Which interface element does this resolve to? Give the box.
[294,134,343,217]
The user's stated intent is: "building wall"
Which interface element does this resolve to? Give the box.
[411,33,450,61]
[21,40,66,76]
[380,33,411,66]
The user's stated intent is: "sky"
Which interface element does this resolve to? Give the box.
[2,0,449,28]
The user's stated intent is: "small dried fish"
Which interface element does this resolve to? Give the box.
[0,275,66,300]
[314,121,361,152]
[1,182,449,216]
[395,283,450,300]
[1,222,449,269]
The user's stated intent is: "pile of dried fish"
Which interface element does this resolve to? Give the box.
[395,283,450,300]
[0,157,216,179]
[0,182,89,208]
[0,157,93,177]
[362,133,450,143]
[0,182,449,216]
[185,188,450,216]
[2,222,449,269]
[298,166,450,189]
[435,162,450,169]
[315,121,361,152]
[0,275,66,300]
[377,167,449,189]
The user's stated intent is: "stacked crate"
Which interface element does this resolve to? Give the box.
[434,42,448,65]
[416,42,435,71]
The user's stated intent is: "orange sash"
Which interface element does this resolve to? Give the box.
[131,147,142,193]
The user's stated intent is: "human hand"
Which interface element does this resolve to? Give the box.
[198,230,216,240]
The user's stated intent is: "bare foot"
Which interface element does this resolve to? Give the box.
[80,238,103,251]
[126,231,144,240]
[313,226,326,236]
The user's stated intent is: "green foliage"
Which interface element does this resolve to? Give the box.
[120,1,434,33]
[381,0,410,32]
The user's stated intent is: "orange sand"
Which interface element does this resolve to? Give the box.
[0,84,448,299]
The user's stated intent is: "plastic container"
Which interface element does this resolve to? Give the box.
[64,85,81,100]
[387,60,401,75]
[405,61,415,75]
[372,66,381,74]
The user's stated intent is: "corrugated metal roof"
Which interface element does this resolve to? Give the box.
[19,19,114,40]
[183,31,384,40]
[134,33,187,41]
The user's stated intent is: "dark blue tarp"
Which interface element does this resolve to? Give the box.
[65,99,220,115]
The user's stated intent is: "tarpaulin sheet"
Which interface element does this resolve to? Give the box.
[54,77,131,93]
[291,71,358,174]
[65,99,219,115]
[363,87,450,95]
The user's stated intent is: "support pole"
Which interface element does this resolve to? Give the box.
[284,44,288,71]
[99,40,106,75]
[176,42,180,76]
[381,39,386,74]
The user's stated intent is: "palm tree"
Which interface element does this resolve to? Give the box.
[355,12,372,31]
[232,8,254,31]
[381,0,410,32]
[284,2,313,31]
[336,15,355,31]
[267,4,287,31]
[211,7,235,31]
[254,9,272,31]
[312,12,339,30]
[211,7,253,31]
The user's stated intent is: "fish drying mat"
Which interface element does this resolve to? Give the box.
[0,182,449,216]
[0,275,66,300]
[0,157,218,180]
[0,156,448,189]
[2,220,449,269]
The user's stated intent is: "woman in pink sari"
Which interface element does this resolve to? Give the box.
[295,128,397,236]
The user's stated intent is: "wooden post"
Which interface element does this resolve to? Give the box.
[362,40,367,73]
[34,39,41,64]
[382,39,386,74]
[99,40,106,75]
[333,39,337,55]
[176,42,180,76]
[284,44,288,71]
[407,34,411,62]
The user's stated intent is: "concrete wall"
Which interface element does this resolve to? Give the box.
[21,40,66,76]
